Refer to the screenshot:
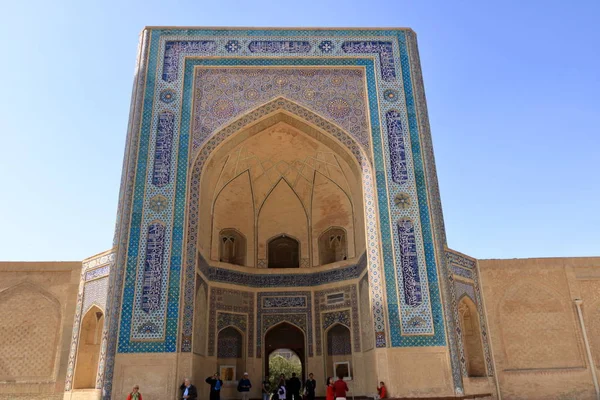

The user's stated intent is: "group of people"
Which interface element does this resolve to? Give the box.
[125,374,387,400]
[264,372,314,400]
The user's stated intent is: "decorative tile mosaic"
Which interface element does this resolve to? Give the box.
[183,98,385,348]
[197,252,366,288]
[208,288,254,357]
[262,296,307,309]
[104,28,454,399]
[314,285,360,355]
[217,312,247,332]
[446,250,495,379]
[323,310,351,331]
[341,41,396,81]
[82,277,109,315]
[85,265,110,281]
[192,68,369,154]
[256,291,313,358]
[327,323,352,356]
[386,110,408,184]
[217,327,243,358]
[452,265,473,280]
[396,219,422,307]
[65,251,114,392]
[152,112,175,187]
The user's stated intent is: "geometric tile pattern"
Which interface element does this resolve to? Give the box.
[256,291,313,358]
[197,252,367,288]
[82,277,109,315]
[183,98,387,348]
[65,250,114,392]
[208,288,254,358]
[104,28,453,399]
[446,249,495,378]
[314,285,360,355]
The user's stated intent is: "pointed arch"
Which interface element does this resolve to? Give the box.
[457,296,486,377]
[258,179,309,267]
[73,305,104,389]
[183,96,387,350]
[0,281,61,381]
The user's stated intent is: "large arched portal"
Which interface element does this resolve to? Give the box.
[265,323,306,381]
[188,99,383,392]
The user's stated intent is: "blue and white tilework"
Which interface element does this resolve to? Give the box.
[256,291,313,358]
[104,28,453,400]
[314,285,360,355]
[446,249,495,378]
[65,250,114,393]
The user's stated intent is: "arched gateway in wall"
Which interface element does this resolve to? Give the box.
[87,27,496,400]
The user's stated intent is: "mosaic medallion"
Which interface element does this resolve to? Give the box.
[159,89,176,103]
[318,40,334,53]
[394,193,411,209]
[383,89,399,102]
[149,195,168,213]
[327,98,351,118]
[211,99,235,119]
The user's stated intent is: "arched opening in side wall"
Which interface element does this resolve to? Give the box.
[324,323,352,380]
[73,305,104,389]
[217,326,245,382]
[265,322,306,382]
[458,296,486,377]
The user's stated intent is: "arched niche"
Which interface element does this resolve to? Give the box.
[73,305,104,389]
[211,172,254,266]
[193,278,208,355]
[325,324,352,380]
[217,326,245,382]
[312,172,355,266]
[258,179,308,267]
[0,282,61,381]
[318,227,348,265]
[195,105,367,269]
[268,234,300,268]
[218,228,247,266]
[457,296,486,377]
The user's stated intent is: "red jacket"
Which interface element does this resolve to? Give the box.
[333,380,348,398]
[126,393,143,400]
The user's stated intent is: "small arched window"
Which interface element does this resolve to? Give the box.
[268,235,300,268]
[319,227,347,265]
[219,229,246,266]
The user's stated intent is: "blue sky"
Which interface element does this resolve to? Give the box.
[0,0,598,261]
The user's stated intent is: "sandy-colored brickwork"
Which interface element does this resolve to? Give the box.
[0,261,80,400]
[479,257,600,400]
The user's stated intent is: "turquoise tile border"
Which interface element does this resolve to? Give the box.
[116,28,446,353]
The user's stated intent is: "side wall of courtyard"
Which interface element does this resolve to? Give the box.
[479,256,600,400]
[0,261,81,400]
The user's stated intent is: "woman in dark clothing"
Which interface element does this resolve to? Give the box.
[205,374,223,400]
[180,378,198,400]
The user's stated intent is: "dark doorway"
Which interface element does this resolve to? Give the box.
[268,235,300,268]
[264,323,306,381]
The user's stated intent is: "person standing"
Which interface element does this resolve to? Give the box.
[325,377,335,400]
[277,379,287,400]
[126,385,142,400]
[288,372,301,400]
[205,374,223,400]
[332,375,348,400]
[277,374,287,400]
[262,375,272,400]
[180,378,198,400]
[377,382,387,399]
[304,373,316,400]
[238,372,252,400]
